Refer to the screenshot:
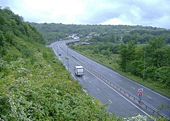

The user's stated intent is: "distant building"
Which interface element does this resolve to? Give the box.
[68,34,79,39]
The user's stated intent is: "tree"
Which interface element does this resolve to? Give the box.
[119,41,136,72]
[0,31,5,46]
[155,67,170,86]
[145,37,166,67]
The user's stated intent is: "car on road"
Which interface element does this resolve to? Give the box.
[74,66,84,76]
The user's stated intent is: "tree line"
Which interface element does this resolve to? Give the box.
[119,38,170,87]
[32,23,170,44]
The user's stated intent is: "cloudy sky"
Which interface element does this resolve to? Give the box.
[1,0,170,29]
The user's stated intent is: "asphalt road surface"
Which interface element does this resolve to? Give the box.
[51,40,170,119]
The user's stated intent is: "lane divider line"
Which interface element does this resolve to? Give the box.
[54,44,152,118]
[67,47,168,119]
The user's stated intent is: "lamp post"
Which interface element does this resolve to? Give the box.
[67,45,69,71]
[57,45,58,55]
[143,45,146,80]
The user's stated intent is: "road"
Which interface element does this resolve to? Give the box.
[51,40,170,119]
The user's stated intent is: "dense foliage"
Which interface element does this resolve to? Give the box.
[32,23,170,44]
[0,8,118,120]
[119,38,170,87]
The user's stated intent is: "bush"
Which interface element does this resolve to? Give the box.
[128,60,143,77]
[144,66,157,80]
[155,67,170,86]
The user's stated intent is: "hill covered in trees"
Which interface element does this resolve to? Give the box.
[0,8,118,120]
[32,23,170,44]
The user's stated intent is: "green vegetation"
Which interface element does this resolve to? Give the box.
[31,16,170,120]
[32,23,170,44]
[70,39,170,98]
[119,39,170,97]
[0,8,118,120]
[1,7,169,120]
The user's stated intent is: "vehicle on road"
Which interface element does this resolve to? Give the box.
[74,66,84,76]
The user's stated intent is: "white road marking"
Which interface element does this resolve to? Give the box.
[69,55,151,117]
[52,43,151,118]
[131,86,135,90]
[147,95,152,100]
[108,99,112,104]
[67,41,170,101]
[85,68,151,117]
[111,69,170,101]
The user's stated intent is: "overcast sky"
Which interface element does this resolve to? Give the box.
[1,0,170,29]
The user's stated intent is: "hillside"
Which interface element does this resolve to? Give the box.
[0,8,117,120]
[32,23,170,44]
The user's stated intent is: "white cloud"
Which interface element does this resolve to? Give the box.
[1,0,170,28]
[2,0,86,23]
[101,18,128,25]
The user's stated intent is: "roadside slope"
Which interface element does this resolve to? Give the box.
[0,8,117,120]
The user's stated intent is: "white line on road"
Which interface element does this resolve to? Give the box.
[108,99,112,104]
[67,52,151,117]
[147,95,152,100]
[52,43,151,118]
[131,86,135,90]
[67,43,170,101]
[110,68,170,101]
[84,68,151,117]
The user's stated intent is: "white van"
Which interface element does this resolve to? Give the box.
[74,66,84,76]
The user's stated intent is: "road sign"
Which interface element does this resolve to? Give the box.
[137,88,143,96]
[137,88,143,103]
